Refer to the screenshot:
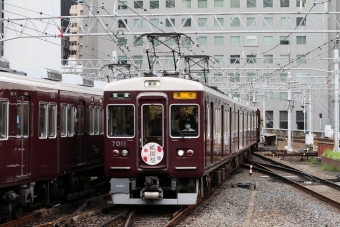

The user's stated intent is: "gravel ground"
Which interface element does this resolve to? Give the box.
[179,169,340,227]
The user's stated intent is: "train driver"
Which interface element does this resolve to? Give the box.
[182,119,195,131]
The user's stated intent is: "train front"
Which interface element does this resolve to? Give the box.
[104,77,204,205]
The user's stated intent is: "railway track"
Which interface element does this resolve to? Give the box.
[245,153,340,209]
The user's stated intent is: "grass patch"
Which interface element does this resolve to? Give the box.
[322,149,340,161]
[307,157,320,165]
[321,164,340,172]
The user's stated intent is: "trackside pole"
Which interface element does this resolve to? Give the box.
[249,165,252,175]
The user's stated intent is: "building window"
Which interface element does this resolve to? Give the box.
[182,36,192,46]
[182,0,191,8]
[134,19,143,28]
[246,36,257,45]
[263,0,273,7]
[231,18,240,27]
[166,18,175,27]
[263,36,273,45]
[118,19,127,28]
[134,1,143,9]
[264,55,273,63]
[230,36,240,45]
[263,17,273,26]
[150,0,159,9]
[296,73,306,83]
[118,56,128,64]
[214,73,223,82]
[165,38,175,45]
[296,0,306,7]
[296,17,306,26]
[118,1,127,9]
[214,55,224,64]
[198,18,207,27]
[247,17,256,26]
[134,36,143,46]
[118,37,127,46]
[279,111,288,129]
[230,55,240,64]
[247,73,256,82]
[296,55,306,64]
[280,73,288,82]
[150,19,159,27]
[265,111,273,128]
[297,36,306,44]
[198,36,207,45]
[182,18,191,27]
[198,0,207,8]
[214,18,224,27]
[134,55,143,65]
[230,0,240,8]
[247,55,256,64]
[166,0,175,8]
[214,0,223,7]
[230,73,240,82]
[214,36,223,45]
[280,0,289,7]
[280,17,290,26]
[247,0,256,8]
[296,111,306,130]
[233,93,240,98]
[280,55,290,64]
[280,36,290,45]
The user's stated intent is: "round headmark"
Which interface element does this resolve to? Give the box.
[141,142,164,165]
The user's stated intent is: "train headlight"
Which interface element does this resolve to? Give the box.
[122,149,129,157]
[177,150,184,157]
[187,149,194,156]
[112,149,119,157]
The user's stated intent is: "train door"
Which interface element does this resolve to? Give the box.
[137,97,167,169]
[77,102,85,165]
[17,96,31,176]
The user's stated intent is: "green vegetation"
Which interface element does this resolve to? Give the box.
[322,149,340,161]
[307,157,320,166]
[321,164,340,172]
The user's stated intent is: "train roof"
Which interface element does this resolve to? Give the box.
[0,68,104,95]
[104,77,204,91]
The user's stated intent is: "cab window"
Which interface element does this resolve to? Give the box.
[170,105,199,137]
[107,105,134,137]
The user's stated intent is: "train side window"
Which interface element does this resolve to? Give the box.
[107,105,134,137]
[94,107,99,135]
[0,100,8,139]
[170,104,199,137]
[67,104,75,136]
[60,104,67,137]
[23,103,29,137]
[240,112,243,132]
[99,107,104,134]
[39,102,48,138]
[89,105,95,135]
[48,103,57,138]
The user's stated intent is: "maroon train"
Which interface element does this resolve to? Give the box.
[0,66,106,220]
[104,76,260,205]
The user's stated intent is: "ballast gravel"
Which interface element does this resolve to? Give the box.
[179,170,340,227]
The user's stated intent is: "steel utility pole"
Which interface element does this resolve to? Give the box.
[334,49,340,152]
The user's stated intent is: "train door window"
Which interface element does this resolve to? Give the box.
[170,104,198,137]
[60,104,67,137]
[206,104,210,137]
[99,107,104,135]
[224,109,229,134]
[107,105,134,137]
[67,104,75,136]
[48,103,57,138]
[142,104,163,146]
[240,112,243,132]
[39,102,48,138]
[94,107,99,135]
[89,105,95,135]
[0,100,8,139]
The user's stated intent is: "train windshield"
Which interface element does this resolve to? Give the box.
[171,105,198,137]
[107,105,134,137]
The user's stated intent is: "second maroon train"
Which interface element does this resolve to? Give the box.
[0,66,106,220]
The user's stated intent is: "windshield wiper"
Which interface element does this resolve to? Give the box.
[172,120,185,140]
